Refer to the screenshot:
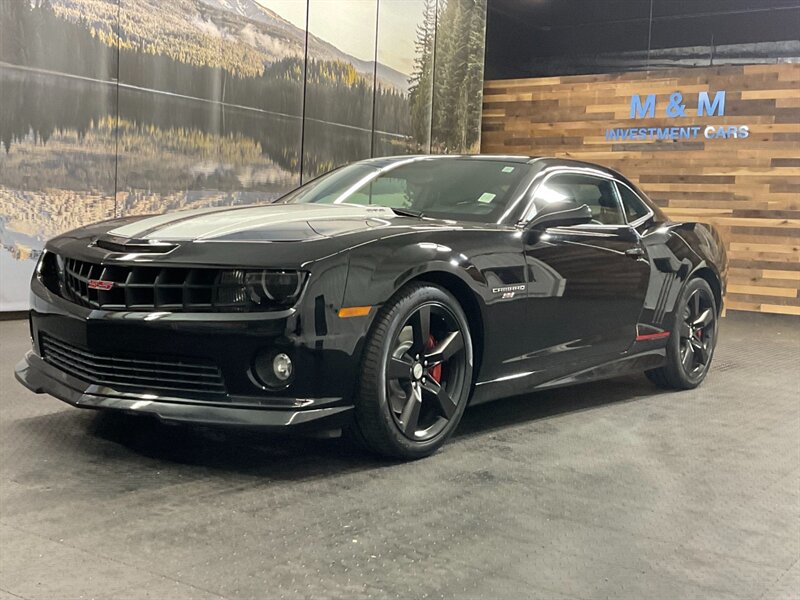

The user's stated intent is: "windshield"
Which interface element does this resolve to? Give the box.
[278,158,529,223]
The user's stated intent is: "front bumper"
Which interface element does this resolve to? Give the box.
[18,272,366,430]
[16,352,353,430]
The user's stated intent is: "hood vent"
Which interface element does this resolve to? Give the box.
[94,238,178,254]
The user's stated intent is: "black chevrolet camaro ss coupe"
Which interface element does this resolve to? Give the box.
[16,156,727,459]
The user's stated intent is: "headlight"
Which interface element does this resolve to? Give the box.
[215,270,306,310]
[214,269,307,310]
[35,250,63,295]
[202,269,308,312]
[244,270,306,307]
[35,249,49,275]
[244,270,305,307]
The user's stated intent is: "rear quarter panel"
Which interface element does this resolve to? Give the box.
[639,220,728,329]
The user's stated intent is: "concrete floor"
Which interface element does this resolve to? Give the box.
[0,312,798,600]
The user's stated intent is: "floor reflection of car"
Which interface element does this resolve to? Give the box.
[16,156,727,459]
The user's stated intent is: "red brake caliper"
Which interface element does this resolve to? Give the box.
[426,335,442,383]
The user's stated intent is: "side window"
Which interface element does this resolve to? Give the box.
[532,173,624,225]
[616,182,652,222]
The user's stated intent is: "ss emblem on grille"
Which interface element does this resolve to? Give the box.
[87,279,114,291]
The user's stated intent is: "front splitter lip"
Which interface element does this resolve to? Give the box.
[15,352,353,430]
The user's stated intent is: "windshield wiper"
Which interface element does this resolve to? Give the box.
[390,207,424,219]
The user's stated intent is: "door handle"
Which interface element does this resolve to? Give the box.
[625,247,645,257]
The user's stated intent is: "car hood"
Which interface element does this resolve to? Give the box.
[105,203,404,242]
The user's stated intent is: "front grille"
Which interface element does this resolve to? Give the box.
[40,334,227,396]
[62,257,250,312]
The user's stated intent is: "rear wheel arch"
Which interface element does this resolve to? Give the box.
[691,266,723,315]
[647,276,718,389]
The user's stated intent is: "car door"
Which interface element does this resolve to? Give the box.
[520,170,651,379]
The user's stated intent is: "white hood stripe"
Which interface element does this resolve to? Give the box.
[108,204,396,241]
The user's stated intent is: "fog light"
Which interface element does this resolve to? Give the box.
[273,353,292,381]
[252,349,295,389]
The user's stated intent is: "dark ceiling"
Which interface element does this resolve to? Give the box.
[484,0,800,79]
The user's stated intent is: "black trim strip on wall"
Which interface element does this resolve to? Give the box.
[428,0,440,154]
[299,0,311,184]
[370,0,381,158]
[113,0,121,217]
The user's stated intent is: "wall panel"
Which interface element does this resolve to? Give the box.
[0,0,119,311]
[482,64,800,316]
[301,0,378,181]
[115,0,305,219]
[373,0,436,156]
[0,0,487,311]
[431,0,487,153]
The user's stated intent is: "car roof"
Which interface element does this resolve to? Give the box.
[358,154,538,168]
[357,155,623,178]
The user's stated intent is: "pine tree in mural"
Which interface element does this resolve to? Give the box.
[406,0,487,153]
[431,0,487,153]
[463,0,487,150]
[408,0,437,147]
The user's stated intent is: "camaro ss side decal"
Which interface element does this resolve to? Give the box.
[492,284,526,299]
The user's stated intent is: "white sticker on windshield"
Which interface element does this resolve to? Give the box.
[477,192,496,204]
[501,166,515,173]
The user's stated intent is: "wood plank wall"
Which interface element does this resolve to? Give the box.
[482,64,800,316]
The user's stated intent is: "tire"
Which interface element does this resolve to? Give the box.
[351,283,474,460]
[646,277,718,390]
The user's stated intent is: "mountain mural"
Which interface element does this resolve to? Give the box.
[51,0,410,91]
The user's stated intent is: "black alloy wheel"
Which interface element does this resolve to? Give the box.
[678,287,716,376]
[646,277,718,390]
[385,302,467,441]
[352,283,473,459]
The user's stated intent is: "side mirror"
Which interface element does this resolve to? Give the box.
[526,202,593,231]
